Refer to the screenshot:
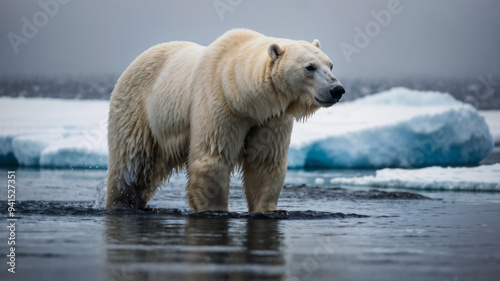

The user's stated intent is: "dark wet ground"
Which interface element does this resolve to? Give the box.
[0,168,499,281]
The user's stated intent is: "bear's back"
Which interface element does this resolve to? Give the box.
[146,41,205,149]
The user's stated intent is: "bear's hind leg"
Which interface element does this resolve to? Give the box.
[105,126,163,209]
[105,159,159,209]
[105,177,148,209]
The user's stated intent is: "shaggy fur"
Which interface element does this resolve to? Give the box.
[105,29,342,212]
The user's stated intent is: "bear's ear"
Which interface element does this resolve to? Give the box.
[268,43,284,61]
[312,39,321,49]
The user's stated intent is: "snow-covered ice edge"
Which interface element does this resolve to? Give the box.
[0,98,108,169]
[329,164,500,191]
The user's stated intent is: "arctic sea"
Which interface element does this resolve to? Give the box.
[0,77,499,280]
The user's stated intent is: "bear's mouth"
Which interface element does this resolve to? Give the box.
[314,97,337,107]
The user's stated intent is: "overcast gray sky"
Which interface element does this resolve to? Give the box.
[1,0,499,79]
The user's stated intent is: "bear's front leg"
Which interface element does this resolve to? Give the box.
[187,155,232,212]
[242,117,293,213]
[186,110,250,212]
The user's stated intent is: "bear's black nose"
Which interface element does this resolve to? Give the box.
[330,85,345,100]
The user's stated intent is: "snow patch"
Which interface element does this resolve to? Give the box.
[329,164,500,191]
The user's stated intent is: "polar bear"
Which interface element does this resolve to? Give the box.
[105,29,344,212]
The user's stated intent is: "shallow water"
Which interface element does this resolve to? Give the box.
[1,168,499,281]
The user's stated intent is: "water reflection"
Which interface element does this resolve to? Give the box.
[103,214,285,281]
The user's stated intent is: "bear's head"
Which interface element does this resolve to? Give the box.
[268,39,345,118]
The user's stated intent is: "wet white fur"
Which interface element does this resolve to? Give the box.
[105,29,339,212]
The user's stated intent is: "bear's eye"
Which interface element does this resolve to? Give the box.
[305,64,317,72]
[329,63,333,70]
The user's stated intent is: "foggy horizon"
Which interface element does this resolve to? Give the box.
[1,0,500,80]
